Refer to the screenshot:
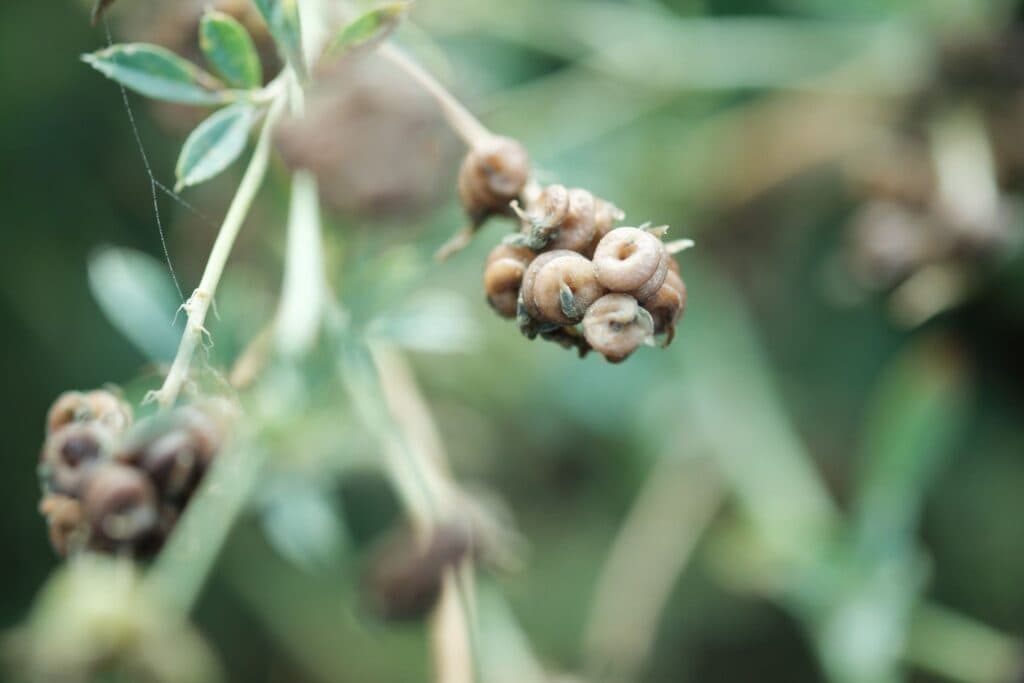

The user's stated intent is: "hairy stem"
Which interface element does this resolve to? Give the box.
[149,93,288,409]
[379,43,493,148]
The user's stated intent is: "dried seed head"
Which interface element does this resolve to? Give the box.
[592,227,670,302]
[643,270,687,340]
[585,198,626,257]
[40,423,115,496]
[458,136,530,223]
[583,294,655,363]
[364,523,473,622]
[520,250,605,325]
[137,430,203,503]
[81,463,159,553]
[39,494,86,557]
[543,188,597,253]
[46,390,132,436]
[484,244,535,318]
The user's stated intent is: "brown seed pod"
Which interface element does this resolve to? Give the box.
[39,423,115,496]
[592,227,670,302]
[582,294,655,363]
[520,250,605,325]
[457,136,530,223]
[581,197,626,258]
[39,494,86,557]
[484,244,535,318]
[46,389,132,436]
[364,523,473,622]
[81,463,159,554]
[643,270,687,342]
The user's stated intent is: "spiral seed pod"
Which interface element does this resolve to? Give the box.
[643,270,687,342]
[592,227,670,302]
[81,463,159,554]
[39,422,115,496]
[583,294,655,363]
[364,523,472,622]
[457,136,530,223]
[46,389,132,436]
[484,244,535,318]
[520,250,605,325]
[585,198,626,257]
[39,494,86,557]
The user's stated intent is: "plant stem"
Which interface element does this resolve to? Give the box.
[148,93,288,409]
[905,603,1021,683]
[275,75,328,356]
[379,43,493,148]
[146,436,268,613]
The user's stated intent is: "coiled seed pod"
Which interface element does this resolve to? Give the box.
[592,227,669,302]
[46,390,132,436]
[457,136,530,223]
[81,463,159,554]
[643,270,687,341]
[544,188,597,253]
[484,244,535,318]
[364,523,472,622]
[585,198,626,257]
[520,250,605,325]
[39,494,86,557]
[39,422,115,496]
[582,294,655,363]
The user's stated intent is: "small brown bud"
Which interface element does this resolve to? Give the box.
[39,423,115,496]
[520,250,604,325]
[643,270,687,341]
[484,244,535,318]
[81,463,159,554]
[592,227,670,302]
[364,523,472,622]
[583,294,654,363]
[46,390,132,436]
[457,136,530,223]
[39,494,86,557]
[543,188,597,253]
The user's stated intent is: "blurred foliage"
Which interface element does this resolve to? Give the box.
[5,0,1024,682]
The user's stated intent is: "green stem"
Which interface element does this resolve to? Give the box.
[905,604,1021,683]
[148,92,288,409]
[146,437,268,613]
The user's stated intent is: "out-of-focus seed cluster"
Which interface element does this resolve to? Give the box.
[37,390,234,559]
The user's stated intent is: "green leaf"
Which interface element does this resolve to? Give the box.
[200,9,263,89]
[175,103,257,191]
[259,479,345,572]
[82,43,225,105]
[252,0,307,80]
[87,247,184,362]
[329,3,411,54]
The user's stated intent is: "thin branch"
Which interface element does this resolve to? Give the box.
[379,43,493,148]
[583,456,723,680]
[905,603,1021,683]
[147,93,288,409]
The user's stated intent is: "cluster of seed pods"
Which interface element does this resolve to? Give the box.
[455,138,688,362]
[37,390,233,558]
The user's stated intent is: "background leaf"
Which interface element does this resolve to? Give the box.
[87,246,183,362]
[175,103,257,191]
[259,478,345,572]
[252,0,307,80]
[329,3,410,54]
[82,43,225,105]
[200,9,263,90]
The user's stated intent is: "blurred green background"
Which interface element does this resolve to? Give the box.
[5,0,1024,681]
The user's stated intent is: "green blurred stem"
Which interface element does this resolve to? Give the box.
[148,91,288,409]
[274,75,327,356]
[905,604,1021,683]
[146,438,268,613]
